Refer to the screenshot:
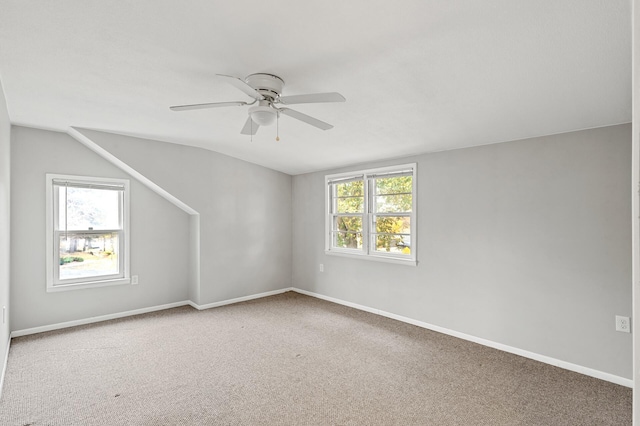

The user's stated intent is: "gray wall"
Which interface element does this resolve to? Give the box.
[78,129,293,305]
[292,124,632,379]
[632,1,639,421]
[10,127,191,330]
[6,121,630,381]
[0,80,10,381]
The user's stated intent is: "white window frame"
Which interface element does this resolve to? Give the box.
[46,174,131,292]
[325,163,417,266]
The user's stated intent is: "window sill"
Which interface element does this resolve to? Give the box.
[46,277,131,292]
[325,250,417,266]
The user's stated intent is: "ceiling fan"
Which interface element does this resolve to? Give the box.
[170,73,346,135]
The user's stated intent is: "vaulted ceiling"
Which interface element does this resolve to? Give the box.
[0,0,631,175]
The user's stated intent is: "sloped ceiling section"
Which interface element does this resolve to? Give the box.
[0,0,631,175]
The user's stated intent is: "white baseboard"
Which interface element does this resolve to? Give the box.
[188,288,293,310]
[11,288,295,337]
[0,335,10,399]
[291,287,633,389]
[7,287,632,389]
[11,301,191,337]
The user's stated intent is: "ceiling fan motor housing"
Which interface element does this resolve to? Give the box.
[245,73,285,100]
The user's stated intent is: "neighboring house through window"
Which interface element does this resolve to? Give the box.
[325,163,416,265]
[46,174,130,291]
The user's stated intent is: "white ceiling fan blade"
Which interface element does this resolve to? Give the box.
[240,116,260,135]
[170,101,247,111]
[279,108,333,130]
[216,74,264,101]
[278,92,345,105]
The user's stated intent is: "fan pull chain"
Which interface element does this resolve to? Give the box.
[276,113,280,141]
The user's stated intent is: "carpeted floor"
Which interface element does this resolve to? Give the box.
[0,291,632,425]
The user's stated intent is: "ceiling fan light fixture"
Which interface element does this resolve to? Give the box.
[249,104,277,126]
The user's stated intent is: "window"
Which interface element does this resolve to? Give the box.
[326,164,416,265]
[46,174,130,291]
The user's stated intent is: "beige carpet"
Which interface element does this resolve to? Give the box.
[0,292,631,425]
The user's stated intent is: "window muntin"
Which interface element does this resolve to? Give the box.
[46,174,130,291]
[326,164,416,264]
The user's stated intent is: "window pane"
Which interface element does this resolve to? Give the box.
[335,180,364,197]
[374,216,411,234]
[334,216,362,232]
[58,187,120,230]
[58,232,119,280]
[332,231,363,249]
[375,176,412,195]
[374,234,411,255]
[333,180,364,213]
[375,194,412,213]
[336,196,363,213]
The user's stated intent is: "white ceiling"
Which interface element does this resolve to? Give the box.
[0,0,631,175]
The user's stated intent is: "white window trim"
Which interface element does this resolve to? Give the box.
[325,163,417,266]
[46,174,131,292]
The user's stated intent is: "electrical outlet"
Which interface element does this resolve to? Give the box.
[616,315,630,333]
[131,275,139,285]
[319,264,324,273]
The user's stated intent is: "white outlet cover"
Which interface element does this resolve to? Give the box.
[616,315,630,333]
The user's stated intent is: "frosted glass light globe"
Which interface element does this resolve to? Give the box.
[249,105,276,126]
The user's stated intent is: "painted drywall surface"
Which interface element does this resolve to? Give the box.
[0,80,11,378]
[188,214,200,304]
[632,0,639,420]
[293,124,632,379]
[77,129,292,305]
[10,127,190,330]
